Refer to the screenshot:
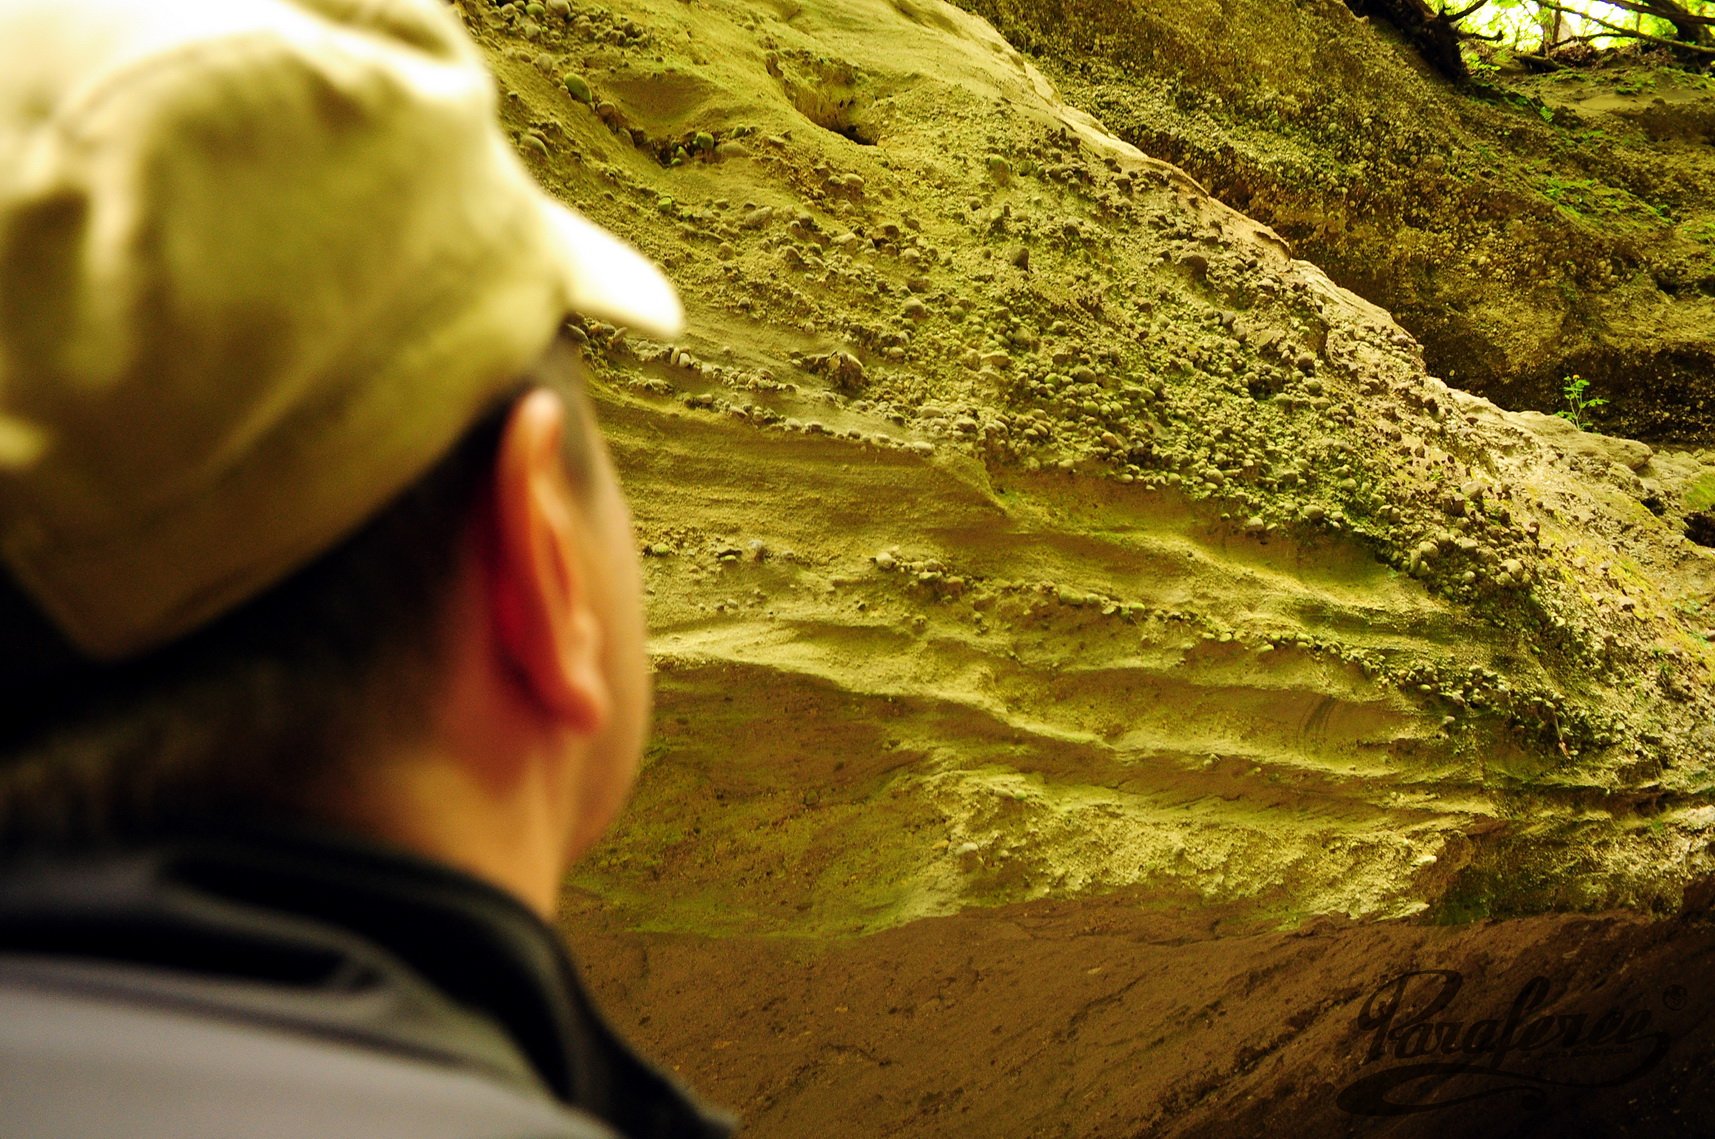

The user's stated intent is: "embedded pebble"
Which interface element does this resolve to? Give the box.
[561,72,592,103]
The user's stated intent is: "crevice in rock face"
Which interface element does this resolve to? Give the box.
[1544,344,1715,443]
[1685,509,1715,547]
[769,52,879,145]
[1341,0,1469,82]
[949,0,1715,445]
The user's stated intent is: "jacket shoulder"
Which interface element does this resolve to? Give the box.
[0,962,623,1139]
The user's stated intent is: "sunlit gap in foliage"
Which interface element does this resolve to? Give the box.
[1434,0,1715,56]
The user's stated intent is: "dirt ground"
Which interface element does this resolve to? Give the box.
[566,888,1715,1136]
[451,0,1715,1130]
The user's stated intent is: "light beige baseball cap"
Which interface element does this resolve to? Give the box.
[0,0,682,660]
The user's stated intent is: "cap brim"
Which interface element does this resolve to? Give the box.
[544,202,685,341]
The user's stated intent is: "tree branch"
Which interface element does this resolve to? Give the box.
[1513,50,1565,70]
[1586,0,1715,37]
[1532,0,1715,53]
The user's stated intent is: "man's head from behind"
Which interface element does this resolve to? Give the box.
[0,0,678,912]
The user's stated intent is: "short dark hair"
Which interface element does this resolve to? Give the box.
[0,331,595,853]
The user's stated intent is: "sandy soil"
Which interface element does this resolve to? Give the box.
[450,0,1715,1130]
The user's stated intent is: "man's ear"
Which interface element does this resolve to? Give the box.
[484,388,610,733]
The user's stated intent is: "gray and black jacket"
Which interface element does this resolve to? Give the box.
[0,824,736,1139]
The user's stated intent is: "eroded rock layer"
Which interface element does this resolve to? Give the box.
[453,0,1715,933]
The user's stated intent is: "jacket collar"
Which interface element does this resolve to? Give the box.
[0,821,734,1139]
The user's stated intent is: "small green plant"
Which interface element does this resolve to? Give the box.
[1554,373,1607,430]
